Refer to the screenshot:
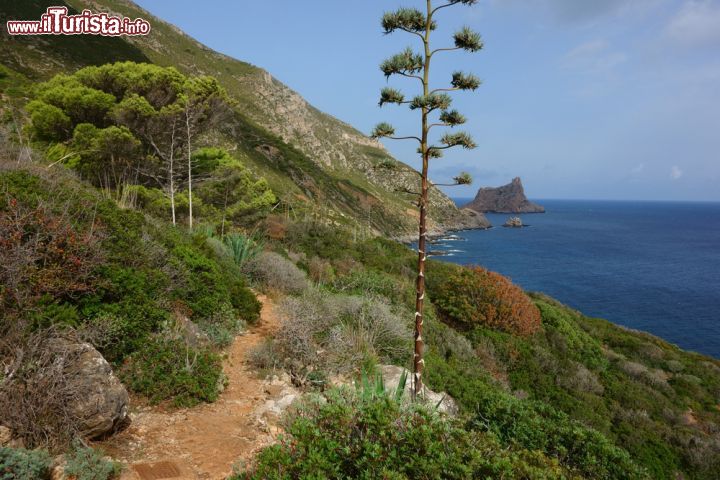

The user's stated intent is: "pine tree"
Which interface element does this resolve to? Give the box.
[372,0,482,398]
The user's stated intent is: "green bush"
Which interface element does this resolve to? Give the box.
[233,389,569,480]
[330,268,406,304]
[0,447,52,480]
[170,243,260,321]
[119,337,223,407]
[423,352,647,479]
[64,444,120,480]
[536,299,607,370]
[198,302,246,347]
[26,100,71,141]
[470,392,647,479]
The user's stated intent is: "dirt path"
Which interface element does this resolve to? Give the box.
[102,295,283,480]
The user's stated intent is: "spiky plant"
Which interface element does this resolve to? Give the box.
[223,233,264,270]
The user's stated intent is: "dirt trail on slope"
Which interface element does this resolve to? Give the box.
[102,295,282,480]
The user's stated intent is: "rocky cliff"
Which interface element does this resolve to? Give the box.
[464,177,545,214]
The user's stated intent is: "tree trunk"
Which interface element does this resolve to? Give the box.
[221,187,229,238]
[412,0,434,400]
[186,106,193,230]
[169,121,177,226]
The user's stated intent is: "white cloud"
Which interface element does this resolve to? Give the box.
[563,40,628,73]
[666,1,720,48]
[671,165,684,179]
[631,163,645,174]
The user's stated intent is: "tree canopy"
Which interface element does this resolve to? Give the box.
[26,62,275,230]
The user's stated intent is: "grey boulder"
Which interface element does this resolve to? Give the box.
[380,365,459,415]
[53,340,129,439]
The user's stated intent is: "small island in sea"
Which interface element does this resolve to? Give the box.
[464,177,545,214]
[503,216,524,227]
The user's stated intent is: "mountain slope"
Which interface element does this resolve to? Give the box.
[0,0,486,236]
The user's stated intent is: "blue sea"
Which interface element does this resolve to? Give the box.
[427,199,720,358]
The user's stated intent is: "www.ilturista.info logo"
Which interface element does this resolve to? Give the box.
[6,6,151,36]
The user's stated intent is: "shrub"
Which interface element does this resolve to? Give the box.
[249,339,282,373]
[424,353,648,479]
[119,337,223,407]
[0,447,52,480]
[0,197,104,321]
[618,361,670,389]
[307,256,335,284]
[557,362,604,394]
[429,264,541,336]
[257,291,410,380]
[233,389,569,480]
[330,268,406,304]
[169,243,260,323]
[665,360,684,373]
[26,100,72,142]
[284,221,354,260]
[470,395,648,479]
[64,443,120,480]
[246,251,309,295]
[0,329,101,451]
[0,169,260,356]
[198,302,246,347]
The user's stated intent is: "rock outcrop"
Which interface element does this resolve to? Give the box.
[255,373,301,421]
[0,425,13,447]
[380,365,459,415]
[394,209,491,242]
[449,208,492,231]
[53,340,130,439]
[464,177,545,214]
[504,217,523,228]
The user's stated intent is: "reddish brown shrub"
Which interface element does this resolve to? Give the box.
[430,265,541,336]
[263,214,288,240]
[0,198,103,315]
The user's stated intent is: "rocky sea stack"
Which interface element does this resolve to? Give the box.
[464,177,545,214]
[504,217,524,228]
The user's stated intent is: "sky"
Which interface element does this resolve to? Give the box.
[133,0,720,201]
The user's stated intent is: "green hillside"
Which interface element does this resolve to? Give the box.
[0,0,480,237]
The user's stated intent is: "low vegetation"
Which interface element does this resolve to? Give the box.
[245,251,310,295]
[0,447,52,480]
[249,217,720,479]
[63,443,120,480]
[119,337,223,407]
[0,164,259,448]
[252,290,410,384]
[0,444,119,480]
[233,388,571,480]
